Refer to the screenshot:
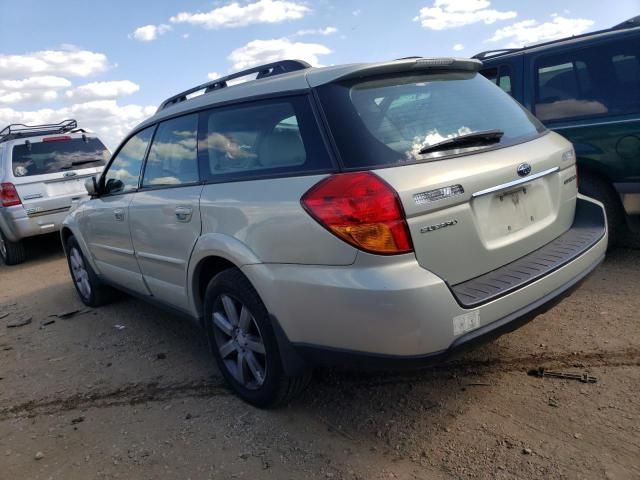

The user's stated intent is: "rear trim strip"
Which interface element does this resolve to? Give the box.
[449,198,605,308]
[472,167,559,198]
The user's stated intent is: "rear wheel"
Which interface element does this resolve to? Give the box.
[579,173,626,248]
[204,268,311,408]
[65,236,113,307]
[0,230,26,265]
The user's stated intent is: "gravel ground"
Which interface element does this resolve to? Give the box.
[0,235,639,480]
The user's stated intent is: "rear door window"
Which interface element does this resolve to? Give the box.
[142,114,199,187]
[534,38,640,122]
[199,96,332,182]
[11,137,108,177]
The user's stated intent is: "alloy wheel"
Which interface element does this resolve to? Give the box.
[211,294,267,390]
[69,247,91,299]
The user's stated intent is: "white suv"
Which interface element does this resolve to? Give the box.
[61,58,608,407]
[0,120,109,264]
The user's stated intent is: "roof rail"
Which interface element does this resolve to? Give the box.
[612,15,640,30]
[474,17,640,61]
[0,119,78,144]
[156,59,311,113]
[472,48,521,60]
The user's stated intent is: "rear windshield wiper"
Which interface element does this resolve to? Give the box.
[60,159,104,169]
[418,129,504,155]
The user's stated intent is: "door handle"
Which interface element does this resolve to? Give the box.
[175,206,193,222]
[114,208,125,221]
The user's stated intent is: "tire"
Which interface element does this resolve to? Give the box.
[65,236,113,307]
[204,268,311,408]
[0,229,26,265]
[578,173,626,248]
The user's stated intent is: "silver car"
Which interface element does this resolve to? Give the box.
[0,120,108,265]
[61,58,608,407]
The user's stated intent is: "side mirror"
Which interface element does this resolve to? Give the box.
[85,176,99,196]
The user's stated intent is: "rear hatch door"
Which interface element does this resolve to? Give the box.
[8,134,109,216]
[315,61,578,285]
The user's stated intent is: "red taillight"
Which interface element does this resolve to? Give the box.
[301,172,413,255]
[0,183,21,207]
[42,135,71,142]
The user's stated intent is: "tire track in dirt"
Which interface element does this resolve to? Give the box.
[2,348,639,419]
[0,379,229,420]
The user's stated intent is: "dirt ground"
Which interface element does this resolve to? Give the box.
[0,235,639,480]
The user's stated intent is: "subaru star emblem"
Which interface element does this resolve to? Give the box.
[517,163,532,177]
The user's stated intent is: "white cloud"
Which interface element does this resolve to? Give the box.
[207,72,221,80]
[487,15,594,47]
[65,80,140,102]
[453,43,464,51]
[170,0,310,29]
[0,76,72,105]
[0,48,109,79]
[414,0,516,30]
[131,24,172,42]
[0,101,156,150]
[296,26,337,36]
[228,38,331,70]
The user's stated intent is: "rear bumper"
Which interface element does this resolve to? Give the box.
[242,195,607,370]
[0,205,72,241]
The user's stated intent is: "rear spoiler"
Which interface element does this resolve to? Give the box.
[331,57,482,83]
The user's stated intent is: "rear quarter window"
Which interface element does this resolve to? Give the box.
[198,95,332,182]
[11,137,108,177]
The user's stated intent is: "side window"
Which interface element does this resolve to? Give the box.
[497,65,513,96]
[201,96,331,181]
[480,66,513,96]
[103,127,154,195]
[535,39,640,122]
[142,114,199,187]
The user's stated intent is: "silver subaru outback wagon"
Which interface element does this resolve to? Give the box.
[61,58,608,407]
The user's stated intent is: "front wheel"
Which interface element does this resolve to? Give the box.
[204,268,311,408]
[65,236,113,307]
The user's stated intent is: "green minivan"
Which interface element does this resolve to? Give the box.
[476,16,640,245]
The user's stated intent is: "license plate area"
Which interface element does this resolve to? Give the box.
[472,177,554,244]
[45,178,85,197]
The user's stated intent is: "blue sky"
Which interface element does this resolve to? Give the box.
[1,0,638,148]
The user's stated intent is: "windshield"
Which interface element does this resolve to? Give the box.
[11,137,109,177]
[317,72,545,169]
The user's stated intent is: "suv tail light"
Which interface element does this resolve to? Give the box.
[301,172,413,255]
[0,183,21,207]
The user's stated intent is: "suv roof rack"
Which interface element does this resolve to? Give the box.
[0,119,78,144]
[472,48,521,60]
[157,59,311,113]
[473,16,640,61]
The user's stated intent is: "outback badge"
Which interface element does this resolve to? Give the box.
[420,219,458,234]
[517,163,532,177]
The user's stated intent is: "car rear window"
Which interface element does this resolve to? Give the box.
[317,72,544,169]
[11,137,109,177]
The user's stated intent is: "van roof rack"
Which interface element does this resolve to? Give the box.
[156,59,311,113]
[0,119,78,144]
[473,16,640,61]
[472,48,521,60]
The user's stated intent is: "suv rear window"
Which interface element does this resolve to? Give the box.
[317,72,544,169]
[11,137,108,177]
